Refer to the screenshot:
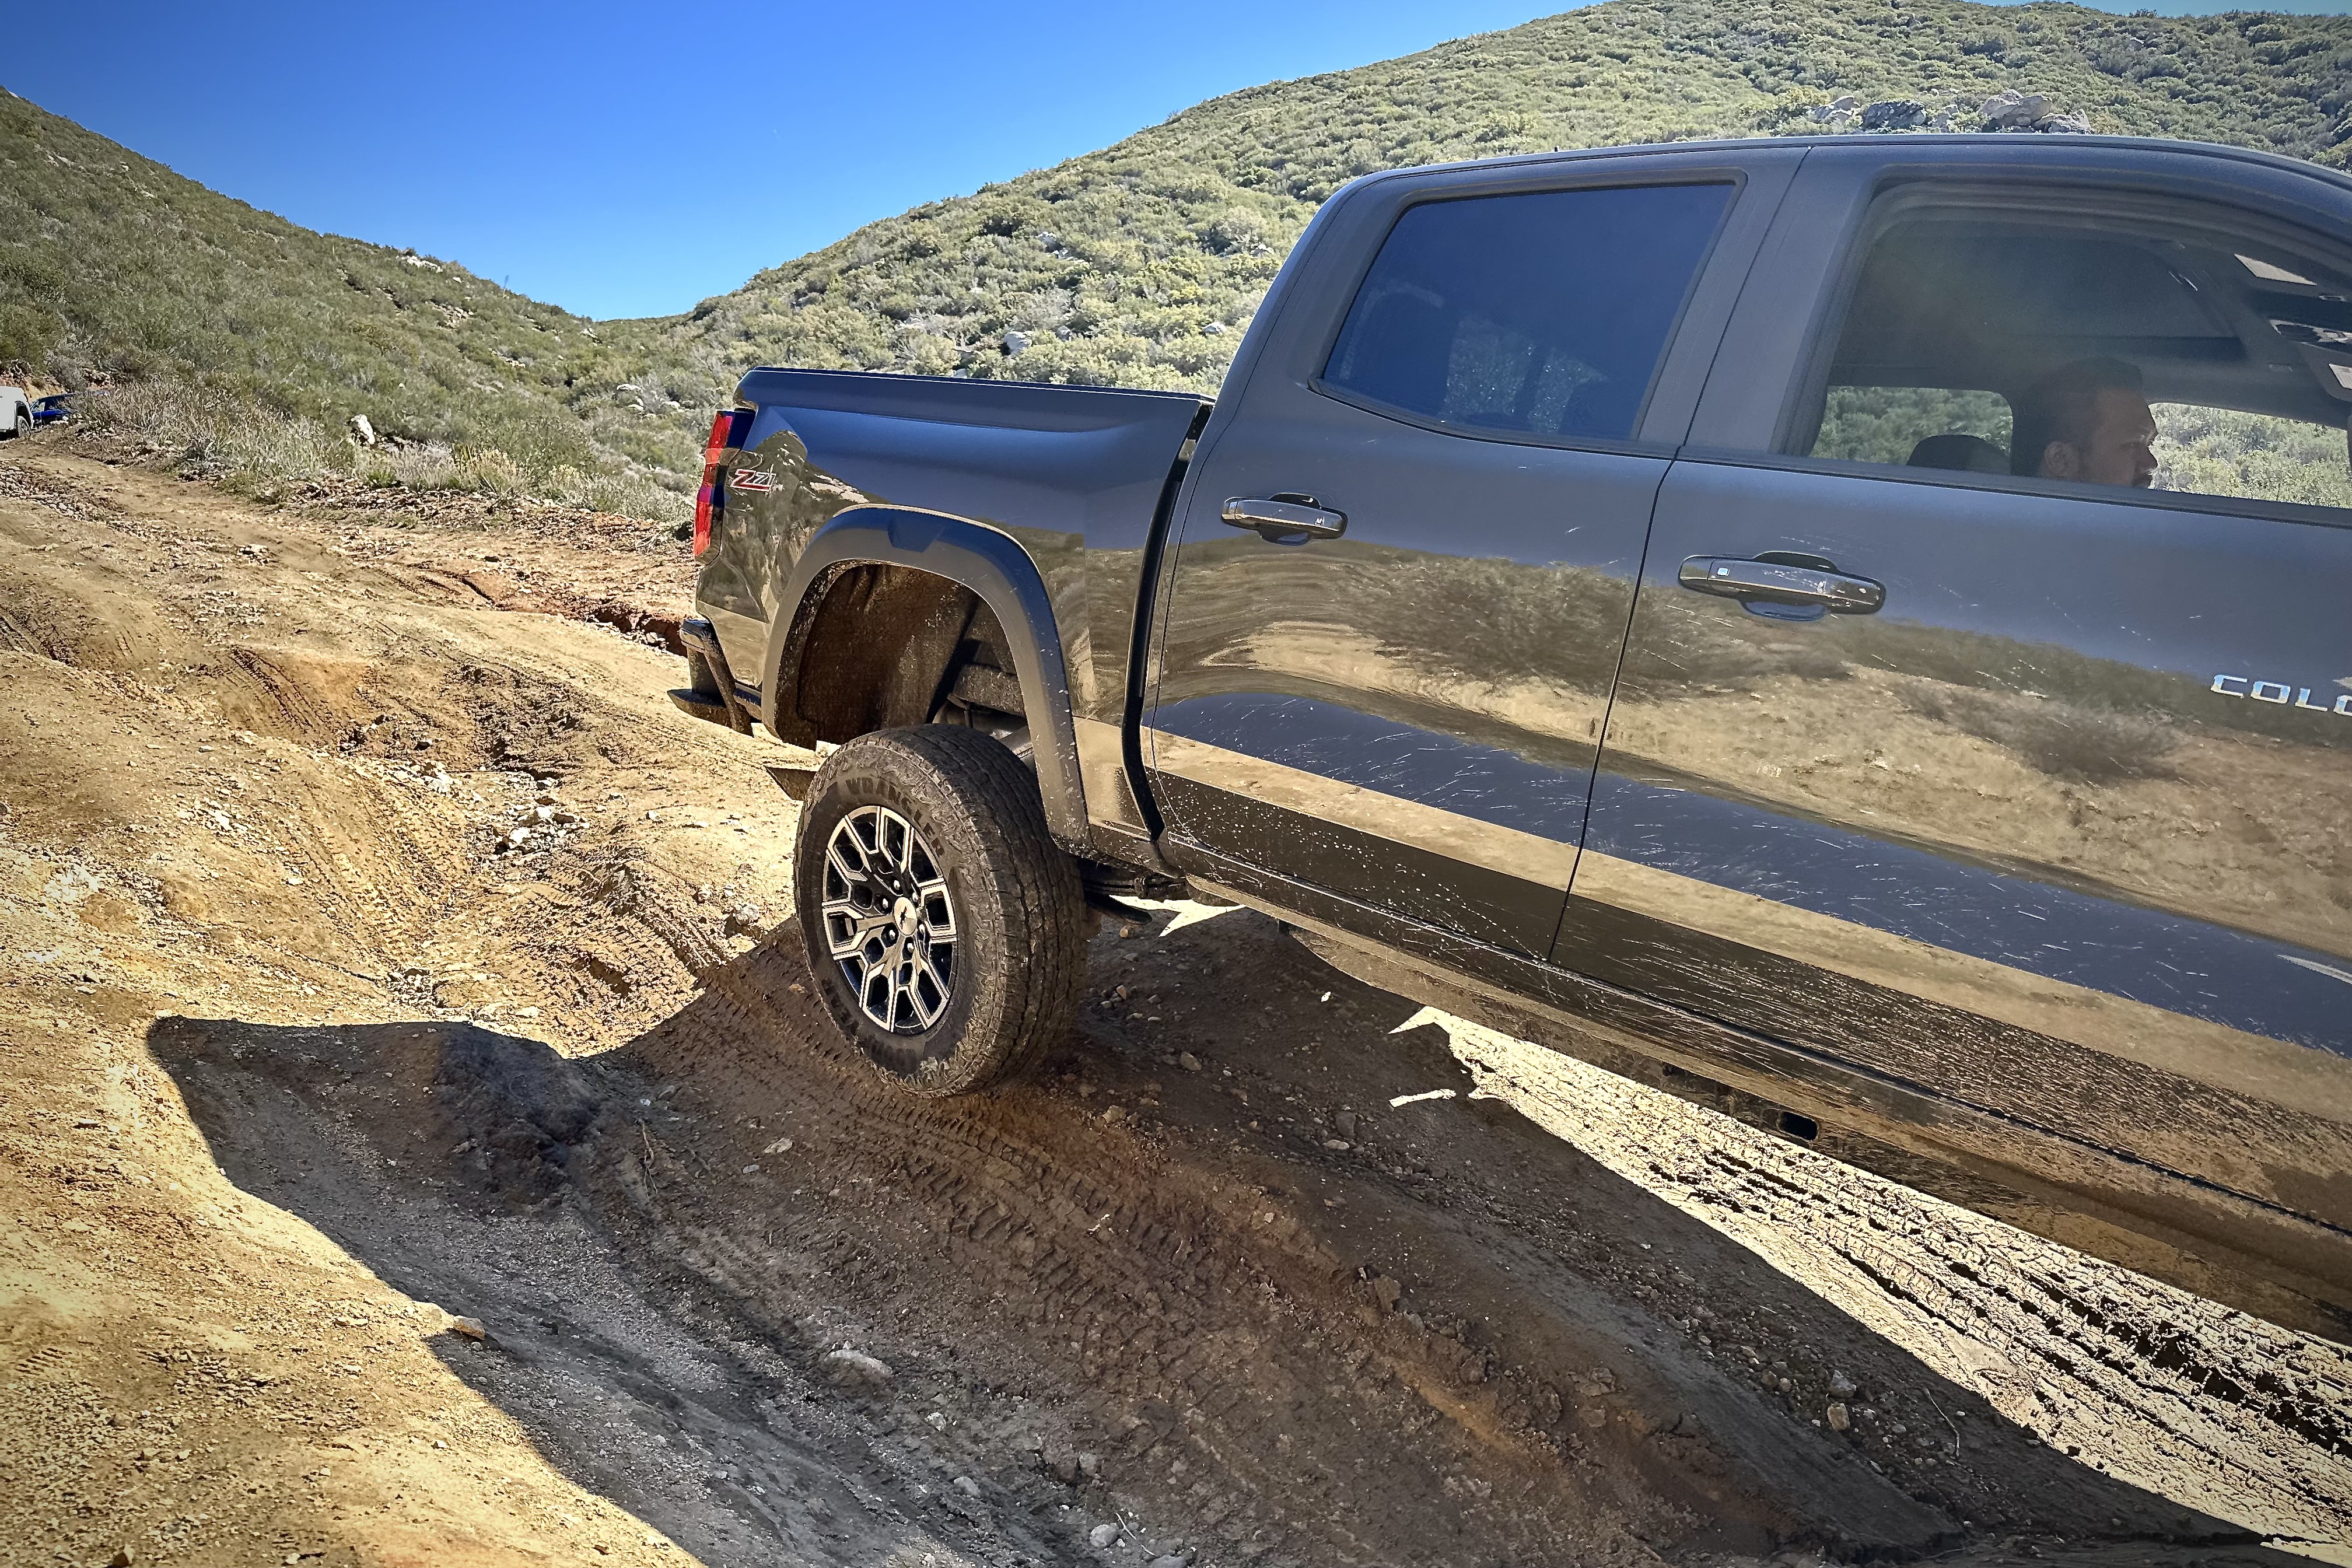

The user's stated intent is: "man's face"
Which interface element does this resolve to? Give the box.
[2039,388,2158,488]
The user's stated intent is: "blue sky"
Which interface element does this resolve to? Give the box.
[11,0,2350,321]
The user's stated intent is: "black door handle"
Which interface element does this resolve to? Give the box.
[1223,495,1347,543]
[1679,552,1884,614]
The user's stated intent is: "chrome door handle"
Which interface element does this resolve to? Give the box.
[1222,495,1347,543]
[1678,553,1884,614]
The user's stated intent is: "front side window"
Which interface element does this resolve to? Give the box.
[1323,182,1732,443]
[1793,200,2352,516]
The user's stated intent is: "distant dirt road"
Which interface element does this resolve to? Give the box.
[1,440,2344,1567]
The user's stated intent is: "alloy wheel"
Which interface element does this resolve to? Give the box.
[820,804,957,1032]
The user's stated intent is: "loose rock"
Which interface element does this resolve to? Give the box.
[1089,1522,1121,1548]
[820,1348,893,1391]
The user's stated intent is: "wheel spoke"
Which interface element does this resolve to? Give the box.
[916,877,954,942]
[826,841,872,898]
[821,902,888,961]
[907,949,950,1027]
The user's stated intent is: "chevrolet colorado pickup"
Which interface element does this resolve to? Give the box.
[676,134,2352,1337]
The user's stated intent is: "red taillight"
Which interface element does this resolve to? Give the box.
[693,482,718,556]
[693,407,749,559]
[703,407,745,466]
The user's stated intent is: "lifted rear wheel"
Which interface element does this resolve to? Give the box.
[793,726,1086,1094]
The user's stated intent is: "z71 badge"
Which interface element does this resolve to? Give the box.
[731,467,777,492]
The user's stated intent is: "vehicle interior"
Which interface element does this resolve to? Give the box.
[1796,202,2352,508]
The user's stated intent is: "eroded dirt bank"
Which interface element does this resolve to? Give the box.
[1,442,2344,1568]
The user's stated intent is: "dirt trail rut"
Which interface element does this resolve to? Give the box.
[0,441,2344,1568]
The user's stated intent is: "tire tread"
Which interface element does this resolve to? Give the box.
[798,726,1085,1094]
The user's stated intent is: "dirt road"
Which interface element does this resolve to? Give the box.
[1,440,2344,1567]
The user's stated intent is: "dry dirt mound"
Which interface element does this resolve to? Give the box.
[0,441,2343,1568]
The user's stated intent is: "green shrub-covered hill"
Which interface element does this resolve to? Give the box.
[5,0,2350,513]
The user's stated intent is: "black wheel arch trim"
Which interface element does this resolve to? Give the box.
[760,506,1089,852]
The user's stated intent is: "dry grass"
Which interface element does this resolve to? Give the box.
[71,378,688,521]
[1902,683,2178,783]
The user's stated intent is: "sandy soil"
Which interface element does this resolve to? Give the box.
[1,439,2346,1568]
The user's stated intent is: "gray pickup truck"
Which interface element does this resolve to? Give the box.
[677,134,2352,1337]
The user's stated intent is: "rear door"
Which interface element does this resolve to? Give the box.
[1148,150,1800,956]
[1568,144,2352,1275]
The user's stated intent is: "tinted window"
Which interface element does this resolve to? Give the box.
[1322,183,1732,442]
[1797,207,2352,514]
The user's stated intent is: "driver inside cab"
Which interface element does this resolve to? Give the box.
[2010,356,2160,488]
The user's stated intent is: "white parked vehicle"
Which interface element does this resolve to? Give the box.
[0,388,29,438]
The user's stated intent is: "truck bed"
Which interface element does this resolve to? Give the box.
[697,369,1209,741]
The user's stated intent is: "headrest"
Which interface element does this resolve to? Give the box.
[1906,432,2010,474]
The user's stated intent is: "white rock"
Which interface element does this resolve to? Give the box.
[820,1348,892,1390]
[1089,1522,1121,1549]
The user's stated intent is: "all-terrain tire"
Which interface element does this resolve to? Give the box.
[793,725,1086,1096]
[8,413,24,439]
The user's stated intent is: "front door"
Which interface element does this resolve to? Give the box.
[1567,160,2352,1268]
[1149,163,1788,955]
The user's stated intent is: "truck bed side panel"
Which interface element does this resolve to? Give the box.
[709,369,1205,727]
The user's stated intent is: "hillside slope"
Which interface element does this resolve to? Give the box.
[6,0,2351,517]
[617,0,2352,407]
[0,89,691,514]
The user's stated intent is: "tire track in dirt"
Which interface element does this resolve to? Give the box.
[576,929,1962,1565]
[5,443,2338,1568]
[1427,1013,2352,1553]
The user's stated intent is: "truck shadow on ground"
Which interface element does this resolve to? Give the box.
[147,906,2316,1568]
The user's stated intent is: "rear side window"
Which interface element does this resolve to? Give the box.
[1321,183,1732,443]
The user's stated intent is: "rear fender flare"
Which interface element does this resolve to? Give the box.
[761,506,1088,850]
